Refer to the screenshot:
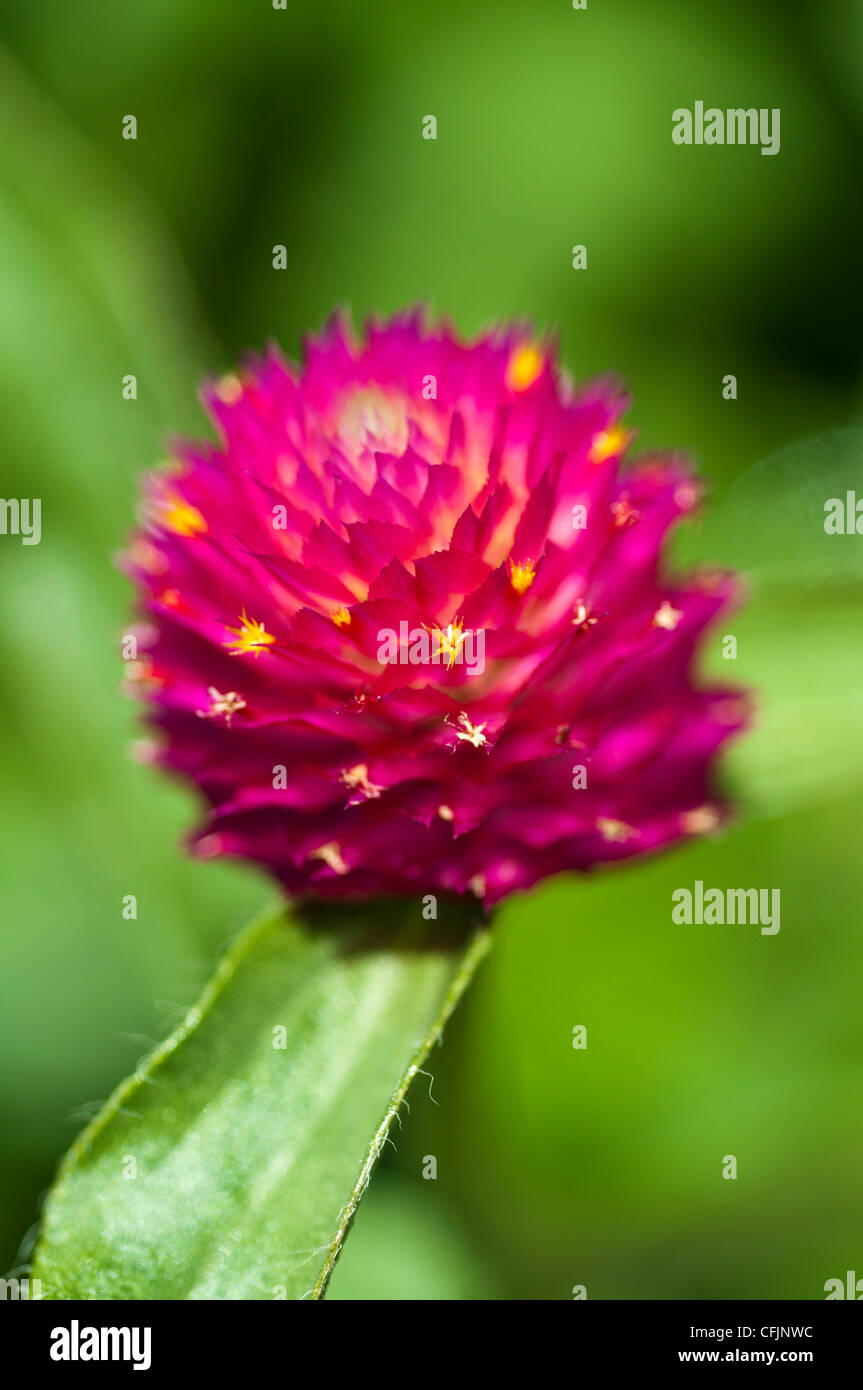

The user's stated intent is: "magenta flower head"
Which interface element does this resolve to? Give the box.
[125,311,748,908]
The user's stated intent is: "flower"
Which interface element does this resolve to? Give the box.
[124,310,748,907]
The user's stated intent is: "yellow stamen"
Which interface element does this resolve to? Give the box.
[571,602,597,631]
[215,372,244,405]
[681,805,721,835]
[224,609,276,657]
[427,618,467,669]
[674,482,700,513]
[196,687,247,727]
[128,539,168,575]
[309,841,349,875]
[596,817,638,843]
[589,425,630,465]
[437,804,455,821]
[340,764,382,800]
[450,711,489,748]
[196,833,224,859]
[611,498,641,529]
[157,493,207,537]
[123,658,162,693]
[331,605,352,629]
[156,588,183,609]
[510,560,536,595]
[652,601,683,631]
[555,724,587,749]
[506,343,545,393]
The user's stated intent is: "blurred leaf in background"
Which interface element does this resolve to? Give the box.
[1,0,861,1297]
[0,42,264,1269]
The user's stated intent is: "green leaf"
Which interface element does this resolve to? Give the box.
[32,900,490,1300]
[673,424,863,822]
[679,425,863,590]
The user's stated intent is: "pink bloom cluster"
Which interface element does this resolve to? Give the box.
[125,312,748,906]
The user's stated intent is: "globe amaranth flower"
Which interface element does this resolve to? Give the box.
[124,311,749,906]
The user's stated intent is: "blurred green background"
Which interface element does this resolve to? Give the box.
[1,0,861,1299]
